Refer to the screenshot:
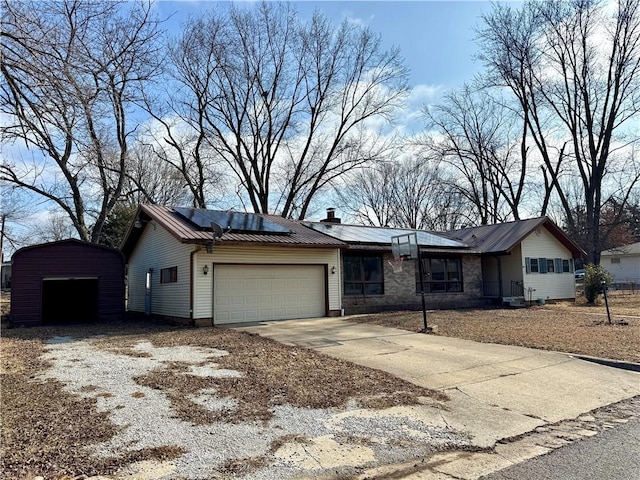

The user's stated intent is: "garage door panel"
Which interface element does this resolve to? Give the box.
[272,294,285,303]
[214,265,325,324]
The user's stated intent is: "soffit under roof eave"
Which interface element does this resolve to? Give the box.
[478,251,512,257]
[181,238,345,249]
[345,243,479,254]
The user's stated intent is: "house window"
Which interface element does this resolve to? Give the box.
[160,266,177,284]
[562,259,574,273]
[343,254,383,295]
[610,257,620,264]
[417,257,463,293]
[528,257,573,274]
[554,258,563,274]
[525,257,540,273]
[546,259,555,273]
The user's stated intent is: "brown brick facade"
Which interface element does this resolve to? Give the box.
[342,252,487,314]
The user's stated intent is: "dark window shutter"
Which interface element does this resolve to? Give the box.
[539,258,548,274]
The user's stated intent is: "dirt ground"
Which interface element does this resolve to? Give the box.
[0,294,10,319]
[1,320,459,480]
[351,292,640,363]
[2,293,639,478]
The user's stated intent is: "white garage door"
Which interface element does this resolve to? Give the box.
[213,264,325,324]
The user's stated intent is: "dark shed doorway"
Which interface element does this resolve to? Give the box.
[42,278,99,324]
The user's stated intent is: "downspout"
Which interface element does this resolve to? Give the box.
[496,255,503,297]
[190,247,199,325]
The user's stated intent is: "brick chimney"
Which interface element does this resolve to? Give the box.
[320,207,341,224]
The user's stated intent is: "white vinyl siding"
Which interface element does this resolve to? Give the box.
[521,228,576,300]
[499,244,524,296]
[213,265,325,324]
[193,245,341,319]
[601,254,640,283]
[127,222,193,318]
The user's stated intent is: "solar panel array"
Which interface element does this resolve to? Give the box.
[305,222,468,248]
[173,207,291,235]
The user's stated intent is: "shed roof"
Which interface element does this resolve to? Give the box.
[121,205,345,259]
[13,238,124,260]
[601,241,640,256]
[439,217,586,257]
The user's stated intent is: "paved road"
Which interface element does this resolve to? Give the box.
[482,418,640,480]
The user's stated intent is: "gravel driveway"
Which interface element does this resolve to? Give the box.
[37,334,471,479]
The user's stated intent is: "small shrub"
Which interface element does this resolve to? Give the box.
[583,263,613,304]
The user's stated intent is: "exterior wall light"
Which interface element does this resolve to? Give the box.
[331,266,336,274]
[203,265,209,275]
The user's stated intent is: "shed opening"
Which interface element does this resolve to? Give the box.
[42,278,99,324]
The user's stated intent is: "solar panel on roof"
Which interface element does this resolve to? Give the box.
[174,207,291,235]
[305,222,467,248]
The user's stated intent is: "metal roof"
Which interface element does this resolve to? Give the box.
[440,217,586,257]
[120,206,586,260]
[121,205,345,259]
[303,222,468,248]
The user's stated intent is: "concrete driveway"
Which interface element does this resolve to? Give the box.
[237,317,640,450]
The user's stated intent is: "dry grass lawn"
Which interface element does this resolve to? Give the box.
[1,321,444,479]
[351,292,640,363]
[2,292,638,478]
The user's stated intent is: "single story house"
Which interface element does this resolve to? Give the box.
[305,215,586,312]
[10,239,125,326]
[600,242,640,285]
[122,206,585,324]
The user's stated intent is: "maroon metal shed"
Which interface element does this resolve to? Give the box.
[10,239,125,326]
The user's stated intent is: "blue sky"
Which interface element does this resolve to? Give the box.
[3,1,503,246]
[156,1,495,93]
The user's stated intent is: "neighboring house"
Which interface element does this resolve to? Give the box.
[122,206,586,325]
[600,242,640,285]
[121,205,345,326]
[1,261,11,290]
[10,239,125,326]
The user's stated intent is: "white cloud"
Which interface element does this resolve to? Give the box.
[341,10,374,28]
[408,84,444,104]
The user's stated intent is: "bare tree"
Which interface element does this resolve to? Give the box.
[561,147,640,251]
[27,211,76,244]
[337,157,467,230]
[0,186,28,259]
[1,0,162,242]
[163,2,408,219]
[424,85,527,225]
[479,0,640,263]
[388,157,467,230]
[336,161,399,227]
[123,142,194,207]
